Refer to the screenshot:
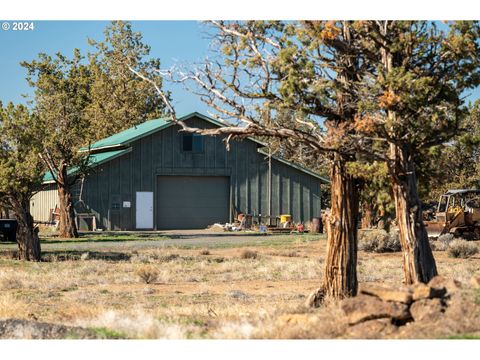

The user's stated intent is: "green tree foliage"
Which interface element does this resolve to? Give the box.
[87,21,167,139]
[21,49,92,238]
[354,21,480,284]
[426,100,480,200]
[168,21,480,289]
[347,161,394,229]
[20,21,168,238]
[0,102,44,260]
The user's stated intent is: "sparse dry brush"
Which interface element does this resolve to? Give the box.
[239,249,258,259]
[431,234,454,251]
[448,240,479,259]
[136,266,159,284]
[0,233,479,339]
[358,229,401,253]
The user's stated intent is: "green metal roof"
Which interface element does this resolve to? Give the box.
[82,112,269,151]
[70,112,329,184]
[85,118,171,150]
[43,148,131,183]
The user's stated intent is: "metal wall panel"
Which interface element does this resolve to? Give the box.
[32,116,324,230]
[30,183,58,222]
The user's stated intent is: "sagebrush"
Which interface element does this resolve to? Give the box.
[239,249,258,259]
[136,266,159,284]
[448,240,479,259]
[358,229,401,253]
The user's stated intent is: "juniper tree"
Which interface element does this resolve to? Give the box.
[347,161,393,229]
[21,49,93,238]
[133,20,372,299]
[0,102,44,260]
[87,21,167,139]
[22,22,168,238]
[426,100,480,198]
[355,21,480,283]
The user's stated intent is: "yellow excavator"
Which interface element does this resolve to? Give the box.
[425,189,480,239]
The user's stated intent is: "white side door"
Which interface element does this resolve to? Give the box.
[136,191,153,229]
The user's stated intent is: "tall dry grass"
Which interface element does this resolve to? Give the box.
[0,238,478,339]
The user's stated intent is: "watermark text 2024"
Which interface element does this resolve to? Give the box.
[2,22,35,31]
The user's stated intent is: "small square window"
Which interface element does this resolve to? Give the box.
[183,134,204,152]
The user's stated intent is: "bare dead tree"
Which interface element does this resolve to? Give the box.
[131,21,371,301]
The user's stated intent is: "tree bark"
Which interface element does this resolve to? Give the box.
[389,143,437,284]
[11,198,41,261]
[321,155,360,299]
[57,163,78,238]
[361,201,375,229]
[379,26,438,285]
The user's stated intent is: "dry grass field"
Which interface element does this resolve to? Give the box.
[0,231,479,339]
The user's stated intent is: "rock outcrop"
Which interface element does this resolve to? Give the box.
[339,275,475,338]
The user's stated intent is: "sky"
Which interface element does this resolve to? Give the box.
[0,21,213,114]
[0,20,479,116]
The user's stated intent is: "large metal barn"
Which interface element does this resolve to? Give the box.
[30,112,328,230]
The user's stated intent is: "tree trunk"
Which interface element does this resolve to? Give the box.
[361,201,375,229]
[57,164,78,238]
[380,31,437,284]
[321,155,360,299]
[11,198,41,261]
[389,143,437,284]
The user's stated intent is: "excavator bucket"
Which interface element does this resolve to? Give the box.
[425,220,446,238]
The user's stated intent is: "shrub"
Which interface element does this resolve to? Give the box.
[199,249,210,256]
[239,249,258,259]
[158,254,180,262]
[433,233,455,251]
[136,266,159,284]
[384,229,401,252]
[358,229,401,253]
[448,240,479,259]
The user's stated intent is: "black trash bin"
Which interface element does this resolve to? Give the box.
[0,219,18,242]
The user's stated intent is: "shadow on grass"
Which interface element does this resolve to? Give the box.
[42,250,132,262]
[0,249,132,262]
[40,233,172,245]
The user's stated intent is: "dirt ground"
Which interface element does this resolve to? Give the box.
[0,231,479,339]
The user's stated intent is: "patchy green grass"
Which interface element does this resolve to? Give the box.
[1,232,326,256]
[446,334,480,339]
[41,233,172,244]
[474,289,480,305]
[173,234,325,250]
[89,327,129,339]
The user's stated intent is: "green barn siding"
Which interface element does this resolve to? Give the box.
[140,136,153,191]
[152,131,162,169]
[120,153,132,230]
[272,165,281,218]
[33,116,324,230]
[101,161,111,229]
[281,175,289,215]
[259,161,268,217]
